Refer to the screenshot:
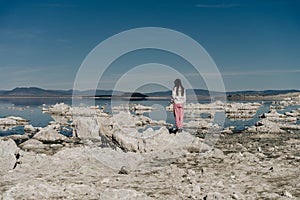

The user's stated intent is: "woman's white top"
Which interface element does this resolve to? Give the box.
[172,87,186,104]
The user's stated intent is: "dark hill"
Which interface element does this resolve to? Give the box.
[95,92,148,100]
[227,89,300,96]
[3,87,67,97]
[0,87,299,98]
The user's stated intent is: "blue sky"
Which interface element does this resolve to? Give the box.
[0,0,300,91]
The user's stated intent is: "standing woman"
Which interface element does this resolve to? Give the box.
[171,79,186,133]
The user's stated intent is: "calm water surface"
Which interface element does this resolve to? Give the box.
[0,98,299,136]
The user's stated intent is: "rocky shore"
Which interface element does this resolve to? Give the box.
[1,100,300,199]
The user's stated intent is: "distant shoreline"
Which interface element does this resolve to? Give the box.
[1,87,300,101]
[0,92,299,101]
[0,96,74,99]
[0,96,170,100]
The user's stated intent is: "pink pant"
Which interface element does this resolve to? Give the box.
[173,103,184,129]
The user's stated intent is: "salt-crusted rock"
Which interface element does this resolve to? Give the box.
[281,123,300,130]
[100,188,153,200]
[85,147,144,171]
[45,102,71,115]
[112,111,152,128]
[3,134,30,144]
[284,111,299,117]
[231,192,242,200]
[260,109,297,122]
[0,139,19,174]
[24,124,37,132]
[95,116,114,138]
[72,117,101,139]
[139,127,174,152]
[221,127,233,134]
[50,115,70,125]
[118,166,129,174]
[33,125,67,142]
[184,119,220,130]
[204,192,224,199]
[19,138,45,151]
[133,104,153,111]
[246,119,286,133]
[167,101,261,120]
[225,102,261,119]
[112,130,140,152]
[0,116,29,126]
[281,190,293,198]
[211,148,225,159]
[72,106,106,117]
[7,116,29,123]
[112,126,203,153]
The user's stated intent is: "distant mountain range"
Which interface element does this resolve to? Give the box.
[0,87,299,98]
[0,87,66,97]
[227,89,300,96]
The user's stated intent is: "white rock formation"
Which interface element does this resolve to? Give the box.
[19,138,46,151]
[100,188,153,200]
[133,104,153,111]
[261,109,297,122]
[0,116,29,126]
[72,117,101,139]
[167,101,261,121]
[33,125,67,142]
[112,125,204,153]
[246,119,286,133]
[45,102,71,115]
[24,124,38,132]
[0,139,19,174]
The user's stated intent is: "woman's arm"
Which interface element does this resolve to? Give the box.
[171,87,175,103]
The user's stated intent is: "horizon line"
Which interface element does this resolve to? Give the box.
[1,86,300,93]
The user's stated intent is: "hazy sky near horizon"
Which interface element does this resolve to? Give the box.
[0,0,300,92]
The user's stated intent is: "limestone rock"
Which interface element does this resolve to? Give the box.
[246,119,286,133]
[46,102,71,115]
[73,117,101,139]
[33,125,67,142]
[101,188,153,200]
[0,116,29,126]
[0,139,19,174]
[204,192,225,199]
[19,139,46,151]
[24,124,37,132]
[118,166,129,174]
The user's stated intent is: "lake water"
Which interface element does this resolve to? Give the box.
[0,98,299,136]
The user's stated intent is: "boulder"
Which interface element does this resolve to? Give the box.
[112,126,203,153]
[261,110,297,122]
[0,116,28,126]
[96,116,114,138]
[112,111,154,128]
[3,134,29,144]
[113,130,140,152]
[246,119,286,133]
[73,117,101,139]
[221,127,233,134]
[19,138,45,151]
[112,111,137,128]
[203,192,224,199]
[24,124,37,132]
[33,125,67,142]
[72,106,105,117]
[0,139,19,174]
[133,104,153,111]
[46,103,71,115]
